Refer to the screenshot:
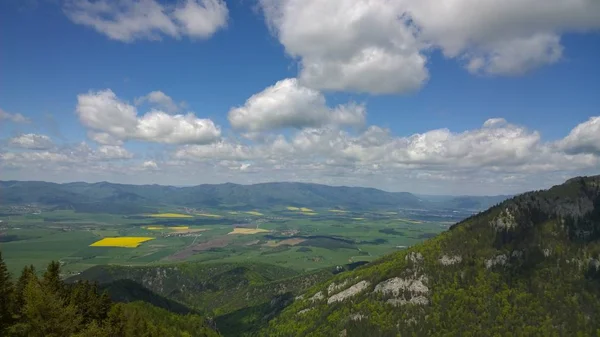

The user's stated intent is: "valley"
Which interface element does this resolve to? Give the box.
[0,204,459,277]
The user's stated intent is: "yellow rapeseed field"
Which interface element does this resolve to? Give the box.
[146,226,165,230]
[245,211,263,216]
[286,206,300,211]
[90,237,154,248]
[301,212,317,215]
[228,228,270,235]
[196,213,222,218]
[170,226,190,230]
[352,217,366,220]
[299,207,314,212]
[147,213,193,218]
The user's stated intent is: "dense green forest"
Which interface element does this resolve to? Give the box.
[259,175,600,336]
[0,253,220,337]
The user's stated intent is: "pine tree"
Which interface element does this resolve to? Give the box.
[20,277,82,337]
[0,251,14,335]
[42,261,63,296]
[13,265,36,317]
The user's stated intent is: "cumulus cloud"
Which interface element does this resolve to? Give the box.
[0,108,30,123]
[559,117,600,155]
[260,1,428,94]
[260,0,600,94]
[134,91,180,113]
[228,78,366,132]
[96,145,133,160]
[64,0,228,42]
[76,89,221,144]
[88,131,124,146]
[142,160,158,170]
[9,134,54,150]
[3,111,599,194]
[175,117,600,184]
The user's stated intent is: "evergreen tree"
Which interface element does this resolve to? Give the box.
[42,261,63,296]
[0,252,14,335]
[13,265,35,318]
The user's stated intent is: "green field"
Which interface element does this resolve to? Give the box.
[0,207,449,277]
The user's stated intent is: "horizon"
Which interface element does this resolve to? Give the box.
[9,176,578,197]
[1,0,599,195]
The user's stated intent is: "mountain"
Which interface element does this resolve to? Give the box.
[259,175,600,336]
[0,180,427,212]
[68,261,336,336]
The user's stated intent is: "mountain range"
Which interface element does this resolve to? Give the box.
[0,180,507,212]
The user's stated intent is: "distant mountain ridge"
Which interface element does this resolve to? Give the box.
[0,180,507,211]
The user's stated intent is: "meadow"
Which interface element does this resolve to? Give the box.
[0,206,456,277]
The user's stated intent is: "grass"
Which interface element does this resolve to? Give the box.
[90,237,155,248]
[228,228,270,235]
[245,211,263,216]
[147,213,193,218]
[1,208,448,277]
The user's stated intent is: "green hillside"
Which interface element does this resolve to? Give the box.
[0,256,220,337]
[68,261,335,335]
[259,175,600,336]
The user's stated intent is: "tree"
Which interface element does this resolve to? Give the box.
[13,265,36,318]
[42,261,63,296]
[0,252,14,335]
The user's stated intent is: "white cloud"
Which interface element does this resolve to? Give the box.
[173,0,228,38]
[9,134,54,150]
[559,116,600,155]
[260,0,428,94]
[260,0,600,93]
[134,91,180,113]
[88,131,124,146]
[64,0,228,42]
[76,89,221,144]
[174,117,600,191]
[96,145,133,160]
[0,108,30,123]
[228,78,366,132]
[142,160,158,169]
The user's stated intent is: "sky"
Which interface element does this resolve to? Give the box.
[0,0,599,195]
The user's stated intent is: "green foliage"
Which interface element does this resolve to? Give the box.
[69,261,334,336]
[260,175,600,336]
[0,254,220,337]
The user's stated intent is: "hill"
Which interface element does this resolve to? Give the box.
[68,261,336,336]
[260,175,600,336]
[0,257,220,337]
[0,180,427,212]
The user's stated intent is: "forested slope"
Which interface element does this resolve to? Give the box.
[260,175,600,336]
[0,255,220,337]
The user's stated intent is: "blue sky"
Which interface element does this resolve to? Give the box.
[1,0,599,195]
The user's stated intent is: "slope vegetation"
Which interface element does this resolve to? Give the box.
[69,262,334,335]
[261,175,600,336]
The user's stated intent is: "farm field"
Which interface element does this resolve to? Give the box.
[0,206,463,277]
